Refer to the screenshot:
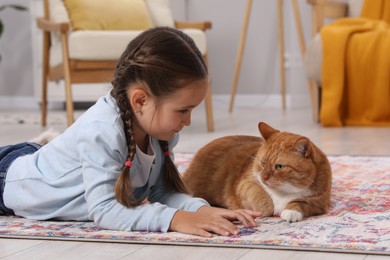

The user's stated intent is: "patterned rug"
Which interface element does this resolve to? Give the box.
[1,155,389,255]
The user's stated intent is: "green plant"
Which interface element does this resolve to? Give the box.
[0,4,28,61]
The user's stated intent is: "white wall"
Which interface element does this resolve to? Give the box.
[0,0,314,109]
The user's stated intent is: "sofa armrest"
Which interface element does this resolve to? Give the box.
[36,17,70,33]
[174,20,212,31]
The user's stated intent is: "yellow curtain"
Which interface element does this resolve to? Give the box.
[320,0,390,126]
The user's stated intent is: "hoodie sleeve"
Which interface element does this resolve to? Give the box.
[77,121,182,232]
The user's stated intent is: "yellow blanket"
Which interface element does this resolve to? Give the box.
[320,0,390,126]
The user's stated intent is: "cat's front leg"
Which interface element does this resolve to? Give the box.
[280,209,303,222]
[242,200,274,217]
[281,195,330,222]
[281,201,305,222]
[238,181,274,217]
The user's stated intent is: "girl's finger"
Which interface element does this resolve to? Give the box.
[207,218,239,236]
[235,210,258,227]
[232,211,254,227]
[242,209,262,218]
[194,228,213,238]
[219,209,257,226]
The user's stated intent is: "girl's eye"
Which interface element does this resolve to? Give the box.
[275,164,284,170]
[260,161,265,167]
[179,109,189,114]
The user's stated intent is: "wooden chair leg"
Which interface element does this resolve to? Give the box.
[64,74,74,126]
[203,53,214,132]
[41,31,50,127]
[229,0,253,113]
[61,33,74,126]
[205,86,214,132]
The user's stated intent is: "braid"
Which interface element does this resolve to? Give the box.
[112,80,139,207]
[159,140,189,194]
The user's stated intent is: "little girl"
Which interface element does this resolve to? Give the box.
[0,27,261,238]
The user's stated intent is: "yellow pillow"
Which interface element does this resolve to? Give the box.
[64,0,153,31]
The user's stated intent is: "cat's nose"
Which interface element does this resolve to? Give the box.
[261,174,269,183]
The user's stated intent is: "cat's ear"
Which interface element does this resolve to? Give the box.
[258,122,279,140]
[295,138,312,158]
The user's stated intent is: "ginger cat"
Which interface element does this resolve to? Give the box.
[183,122,332,222]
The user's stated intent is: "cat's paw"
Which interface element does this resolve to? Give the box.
[280,209,303,222]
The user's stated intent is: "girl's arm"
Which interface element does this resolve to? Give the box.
[77,121,178,232]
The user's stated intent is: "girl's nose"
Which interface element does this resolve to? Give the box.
[182,112,191,126]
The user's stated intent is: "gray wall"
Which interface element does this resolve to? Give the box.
[0,0,33,96]
[0,0,313,108]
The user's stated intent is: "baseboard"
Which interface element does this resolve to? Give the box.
[0,94,310,110]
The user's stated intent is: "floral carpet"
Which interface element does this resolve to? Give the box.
[0,155,389,255]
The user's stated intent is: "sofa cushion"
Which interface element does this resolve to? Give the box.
[49,0,174,28]
[63,0,152,31]
[145,0,174,27]
[348,0,365,17]
[50,29,207,66]
[304,33,322,84]
[50,0,70,23]
[48,0,175,50]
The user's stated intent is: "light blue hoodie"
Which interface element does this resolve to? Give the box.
[4,92,208,232]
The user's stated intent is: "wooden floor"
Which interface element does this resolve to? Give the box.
[1,99,389,259]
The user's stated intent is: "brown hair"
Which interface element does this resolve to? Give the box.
[111,27,208,207]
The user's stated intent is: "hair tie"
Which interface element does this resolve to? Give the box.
[164,150,170,156]
[125,161,133,167]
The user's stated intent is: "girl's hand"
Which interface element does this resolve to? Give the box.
[169,206,261,238]
[197,206,262,228]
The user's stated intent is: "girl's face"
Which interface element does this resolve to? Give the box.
[130,80,208,142]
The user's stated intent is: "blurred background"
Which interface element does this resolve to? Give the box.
[0,0,314,111]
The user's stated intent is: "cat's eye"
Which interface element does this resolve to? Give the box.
[274,164,284,170]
